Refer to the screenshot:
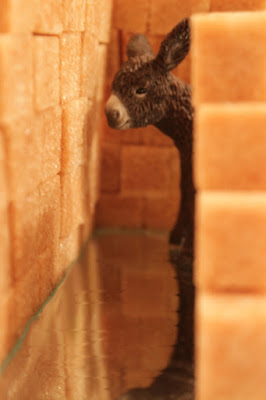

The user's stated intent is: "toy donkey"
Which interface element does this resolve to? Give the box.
[105,18,194,251]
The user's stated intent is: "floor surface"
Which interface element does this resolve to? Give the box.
[0,230,194,400]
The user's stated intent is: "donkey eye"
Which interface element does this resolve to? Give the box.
[135,87,147,96]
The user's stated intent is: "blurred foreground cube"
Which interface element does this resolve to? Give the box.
[192,12,266,103]
[194,104,266,190]
[195,192,266,291]
[197,294,266,400]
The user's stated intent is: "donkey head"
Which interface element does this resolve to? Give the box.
[105,18,190,130]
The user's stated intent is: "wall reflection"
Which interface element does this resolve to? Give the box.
[0,232,179,400]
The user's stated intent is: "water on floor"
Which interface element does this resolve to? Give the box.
[0,231,194,400]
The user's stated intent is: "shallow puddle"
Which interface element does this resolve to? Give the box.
[0,230,194,399]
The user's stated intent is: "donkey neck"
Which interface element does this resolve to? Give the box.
[155,77,193,152]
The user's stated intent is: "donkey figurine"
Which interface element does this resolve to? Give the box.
[105,18,194,251]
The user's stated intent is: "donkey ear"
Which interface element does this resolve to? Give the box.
[126,34,155,59]
[156,18,190,72]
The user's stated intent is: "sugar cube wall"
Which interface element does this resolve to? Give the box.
[0,0,113,364]
[192,10,266,399]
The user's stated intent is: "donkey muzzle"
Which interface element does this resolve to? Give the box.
[105,94,130,130]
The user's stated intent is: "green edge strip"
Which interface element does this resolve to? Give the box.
[0,236,89,377]
[0,227,169,377]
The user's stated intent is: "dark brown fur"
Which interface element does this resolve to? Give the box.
[106,18,194,251]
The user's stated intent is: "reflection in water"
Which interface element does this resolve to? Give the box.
[0,231,194,399]
[119,247,194,400]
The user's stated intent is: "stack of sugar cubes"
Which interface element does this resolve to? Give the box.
[192,9,266,399]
